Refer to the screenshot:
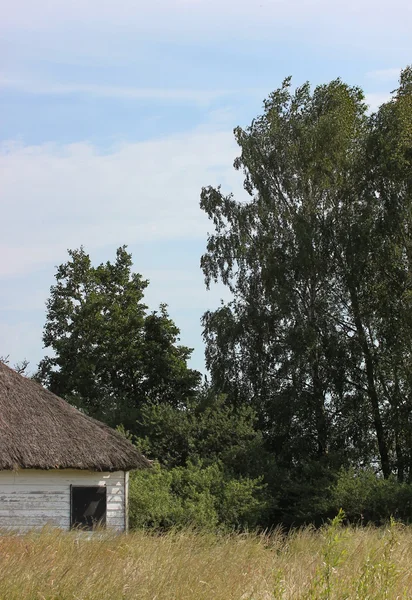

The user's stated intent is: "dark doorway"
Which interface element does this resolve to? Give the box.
[71,486,107,530]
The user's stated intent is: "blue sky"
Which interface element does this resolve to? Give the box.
[1,0,411,374]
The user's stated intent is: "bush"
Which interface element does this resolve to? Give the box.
[129,461,267,531]
[331,467,412,524]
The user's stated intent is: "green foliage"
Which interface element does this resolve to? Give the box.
[36,246,200,433]
[135,388,265,473]
[331,468,412,524]
[201,75,371,471]
[304,509,348,600]
[200,66,412,487]
[268,460,337,527]
[32,67,412,532]
[378,518,401,600]
[219,476,265,528]
[128,461,267,531]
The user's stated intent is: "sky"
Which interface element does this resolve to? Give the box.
[1,0,411,375]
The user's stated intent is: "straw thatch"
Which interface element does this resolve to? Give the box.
[0,362,151,472]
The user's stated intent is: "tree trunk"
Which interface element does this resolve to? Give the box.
[309,276,327,458]
[348,283,391,478]
[395,430,404,483]
[393,372,405,482]
[313,359,327,457]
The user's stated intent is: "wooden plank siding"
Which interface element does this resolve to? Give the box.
[0,469,126,531]
[124,471,129,532]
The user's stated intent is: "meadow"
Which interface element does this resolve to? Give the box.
[1,515,412,599]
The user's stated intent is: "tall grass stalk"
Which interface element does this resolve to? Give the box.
[0,520,412,599]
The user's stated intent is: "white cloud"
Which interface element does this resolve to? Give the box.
[366,68,401,82]
[0,77,237,106]
[0,121,243,371]
[364,92,392,111]
[0,125,244,278]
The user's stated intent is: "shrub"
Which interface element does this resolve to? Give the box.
[331,467,412,524]
[128,461,266,531]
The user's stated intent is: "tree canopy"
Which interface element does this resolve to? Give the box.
[37,246,201,433]
[200,68,412,490]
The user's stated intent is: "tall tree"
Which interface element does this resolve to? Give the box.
[200,68,412,482]
[201,77,368,470]
[37,246,200,432]
[355,66,412,480]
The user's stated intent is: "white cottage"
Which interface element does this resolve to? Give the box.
[0,362,150,531]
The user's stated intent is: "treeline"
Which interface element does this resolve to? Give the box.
[28,67,412,529]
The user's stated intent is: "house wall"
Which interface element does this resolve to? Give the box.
[0,469,126,531]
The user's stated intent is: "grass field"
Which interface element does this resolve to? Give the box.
[1,516,411,599]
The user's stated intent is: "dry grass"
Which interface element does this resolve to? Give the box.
[1,519,412,599]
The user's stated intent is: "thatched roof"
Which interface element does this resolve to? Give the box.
[0,362,150,472]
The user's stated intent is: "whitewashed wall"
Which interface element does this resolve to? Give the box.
[0,469,126,531]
